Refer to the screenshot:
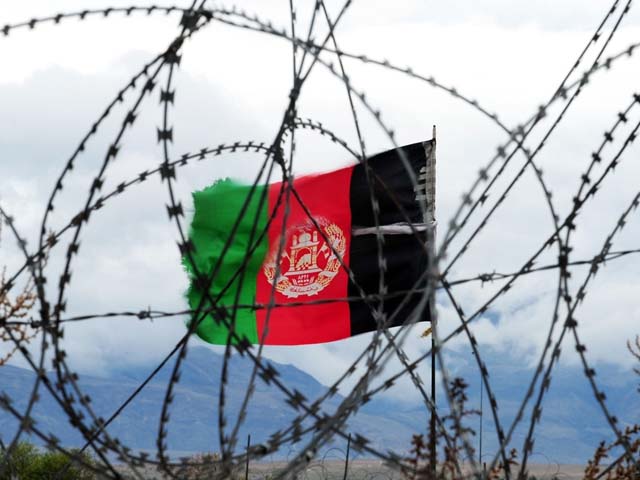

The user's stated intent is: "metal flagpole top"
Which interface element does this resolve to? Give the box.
[425,125,437,225]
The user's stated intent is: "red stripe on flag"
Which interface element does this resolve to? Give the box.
[256,167,353,345]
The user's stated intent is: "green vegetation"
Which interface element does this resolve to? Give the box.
[0,442,96,480]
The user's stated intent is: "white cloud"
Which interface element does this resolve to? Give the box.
[1,1,639,408]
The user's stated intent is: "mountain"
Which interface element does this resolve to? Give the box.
[0,346,637,465]
[425,348,640,464]
[0,347,419,459]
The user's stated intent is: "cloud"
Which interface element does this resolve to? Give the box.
[350,0,640,31]
[1,1,639,408]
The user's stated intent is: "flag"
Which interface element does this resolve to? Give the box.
[184,141,433,345]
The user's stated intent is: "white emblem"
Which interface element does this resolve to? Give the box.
[263,217,346,298]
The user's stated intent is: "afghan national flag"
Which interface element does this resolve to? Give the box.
[184,141,433,345]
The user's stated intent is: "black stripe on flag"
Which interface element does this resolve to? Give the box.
[348,141,432,335]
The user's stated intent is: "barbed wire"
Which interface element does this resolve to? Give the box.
[0,1,639,479]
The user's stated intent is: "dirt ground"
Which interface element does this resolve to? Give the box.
[117,459,590,479]
[248,460,588,479]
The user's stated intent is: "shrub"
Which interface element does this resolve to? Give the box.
[0,442,96,480]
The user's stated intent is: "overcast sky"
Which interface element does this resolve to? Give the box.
[1,1,640,408]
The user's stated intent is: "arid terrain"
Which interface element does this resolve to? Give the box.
[118,460,590,479]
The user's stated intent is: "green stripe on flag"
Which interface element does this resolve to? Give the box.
[184,179,268,344]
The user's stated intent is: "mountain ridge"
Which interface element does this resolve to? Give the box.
[0,346,637,464]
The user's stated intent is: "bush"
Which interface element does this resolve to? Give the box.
[0,442,96,480]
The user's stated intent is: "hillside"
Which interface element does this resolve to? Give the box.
[0,346,637,464]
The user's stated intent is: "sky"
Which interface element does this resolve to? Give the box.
[1,0,640,410]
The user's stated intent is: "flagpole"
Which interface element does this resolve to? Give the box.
[430,126,437,477]
[425,125,437,476]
